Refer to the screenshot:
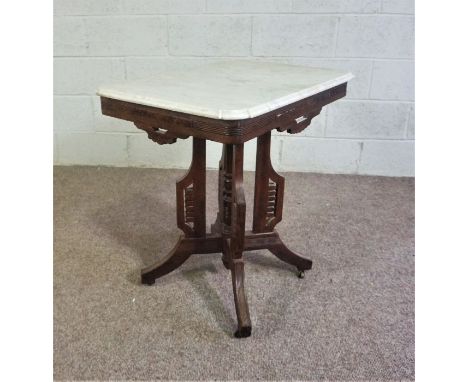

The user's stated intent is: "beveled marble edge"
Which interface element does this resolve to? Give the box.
[97,72,353,121]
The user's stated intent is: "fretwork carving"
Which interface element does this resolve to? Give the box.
[222,172,233,234]
[134,122,189,145]
[276,107,323,135]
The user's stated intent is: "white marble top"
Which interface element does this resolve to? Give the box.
[97,61,353,120]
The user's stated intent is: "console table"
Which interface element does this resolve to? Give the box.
[98,61,352,338]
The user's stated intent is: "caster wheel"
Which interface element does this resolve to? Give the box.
[234,326,252,338]
[297,270,305,279]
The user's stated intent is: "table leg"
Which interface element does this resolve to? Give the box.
[210,145,224,233]
[210,145,231,270]
[252,131,312,277]
[221,143,252,338]
[140,132,310,337]
[141,137,207,285]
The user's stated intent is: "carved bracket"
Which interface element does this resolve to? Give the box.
[134,122,189,145]
[276,107,322,135]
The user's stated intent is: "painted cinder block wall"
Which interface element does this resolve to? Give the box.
[53,0,415,176]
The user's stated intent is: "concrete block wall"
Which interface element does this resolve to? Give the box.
[54,0,415,176]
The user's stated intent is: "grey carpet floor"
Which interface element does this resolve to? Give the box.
[54,166,414,381]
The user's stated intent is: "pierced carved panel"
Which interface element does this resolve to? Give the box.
[184,185,195,226]
[222,172,233,235]
[266,180,278,220]
[175,138,206,237]
[263,174,284,231]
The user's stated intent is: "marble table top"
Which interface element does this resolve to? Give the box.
[97,61,353,120]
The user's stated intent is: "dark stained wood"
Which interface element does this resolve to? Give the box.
[230,259,251,338]
[100,80,348,338]
[224,144,251,337]
[244,230,312,271]
[141,234,222,285]
[210,146,232,269]
[175,138,206,237]
[252,131,284,233]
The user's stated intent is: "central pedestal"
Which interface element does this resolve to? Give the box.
[141,131,312,338]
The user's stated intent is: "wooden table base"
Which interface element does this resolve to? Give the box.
[141,131,312,338]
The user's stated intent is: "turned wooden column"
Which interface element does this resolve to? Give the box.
[218,144,251,337]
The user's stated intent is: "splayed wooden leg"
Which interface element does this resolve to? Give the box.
[231,259,252,337]
[220,143,252,337]
[141,138,208,285]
